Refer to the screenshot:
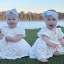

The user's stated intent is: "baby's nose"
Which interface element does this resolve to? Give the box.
[50,20,53,22]
[10,20,13,22]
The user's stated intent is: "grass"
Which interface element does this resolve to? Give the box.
[0,28,64,64]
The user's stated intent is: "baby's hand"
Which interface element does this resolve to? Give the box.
[51,43,59,50]
[5,36,11,41]
[0,29,2,34]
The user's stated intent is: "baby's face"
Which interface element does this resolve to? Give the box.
[6,13,18,28]
[44,15,57,30]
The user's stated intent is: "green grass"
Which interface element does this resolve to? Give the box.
[1,28,64,64]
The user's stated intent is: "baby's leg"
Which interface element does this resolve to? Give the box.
[40,58,48,62]
[36,40,48,62]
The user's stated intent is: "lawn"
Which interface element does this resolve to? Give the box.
[0,28,64,64]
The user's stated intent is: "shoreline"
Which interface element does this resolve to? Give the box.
[0,19,64,21]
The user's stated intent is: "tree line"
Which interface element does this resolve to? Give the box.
[0,11,64,21]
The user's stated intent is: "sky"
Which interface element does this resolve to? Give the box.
[0,0,64,13]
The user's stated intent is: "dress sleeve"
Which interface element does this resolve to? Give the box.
[58,28,64,38]
[37,28,49,38]
[16,27,26,37]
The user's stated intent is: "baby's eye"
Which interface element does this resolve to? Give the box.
[53,19,56,21]
[13,19,15,20]
[47,19,50,21]
[8,19,11,20]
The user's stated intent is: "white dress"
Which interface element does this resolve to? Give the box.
[0,26,31,59]
[29,27,64,60]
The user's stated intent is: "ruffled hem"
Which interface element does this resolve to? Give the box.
[1,54,29,59]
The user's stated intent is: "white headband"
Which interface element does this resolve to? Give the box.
[6,9,19,18]
[42,11,58,20]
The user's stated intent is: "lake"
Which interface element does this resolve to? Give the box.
[0,20,64,29]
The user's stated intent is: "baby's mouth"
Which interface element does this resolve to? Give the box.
[10,23,15,25]
[49,25,53,27]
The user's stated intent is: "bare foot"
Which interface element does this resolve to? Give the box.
[40,58,48,62]
[53,51,59,56]
[0,56,2,60]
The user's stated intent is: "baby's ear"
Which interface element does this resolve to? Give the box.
[18,19,19,21]
[44,19,46,21]
[17,17,19,21]
[44,19,46,22]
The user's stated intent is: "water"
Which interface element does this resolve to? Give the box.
[0,20,64,29]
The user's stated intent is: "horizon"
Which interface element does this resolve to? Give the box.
[0,0,64,13]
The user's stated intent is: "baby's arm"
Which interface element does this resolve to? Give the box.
[5,34,22,42]
[58,38,64,46]
[42,35,58,49]
[0,29,4,40]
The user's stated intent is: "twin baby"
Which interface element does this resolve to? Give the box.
[0,8,64,63]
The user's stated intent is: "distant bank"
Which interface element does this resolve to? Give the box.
[0,11,64,21]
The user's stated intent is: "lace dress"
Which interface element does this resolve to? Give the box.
[29,27,64,60]
[0,26,31,59]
